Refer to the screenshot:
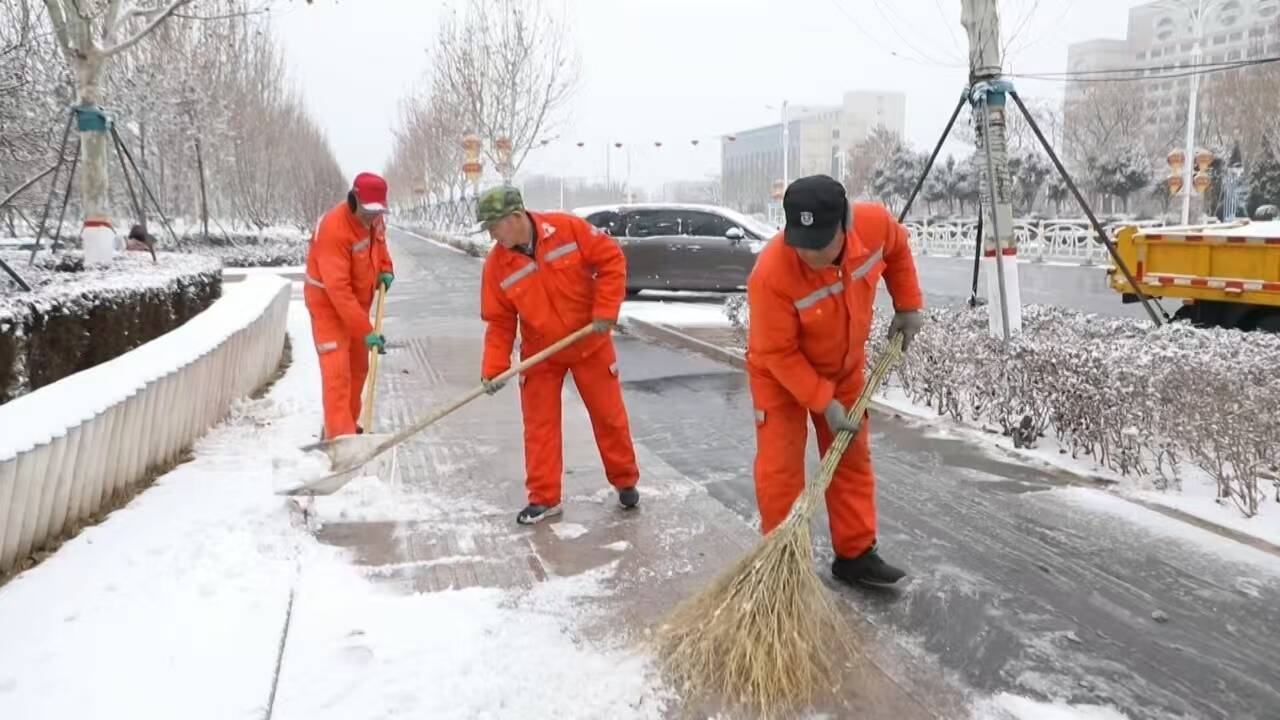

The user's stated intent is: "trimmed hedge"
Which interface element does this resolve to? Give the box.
[0,251,223,404]
[725,299,1280,518]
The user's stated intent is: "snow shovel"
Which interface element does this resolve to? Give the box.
[278,323,598,496]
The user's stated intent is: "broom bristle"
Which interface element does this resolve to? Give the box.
[652,522,857,716]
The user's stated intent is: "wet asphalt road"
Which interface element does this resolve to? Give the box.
[910,255,1155,320]
[393,230,1280,720]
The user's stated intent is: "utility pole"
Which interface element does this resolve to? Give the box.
[962,0,1021,341]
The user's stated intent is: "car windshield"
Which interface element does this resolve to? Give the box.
[716,208,777,240]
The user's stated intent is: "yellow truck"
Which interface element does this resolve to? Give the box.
[1109,220,1280,332]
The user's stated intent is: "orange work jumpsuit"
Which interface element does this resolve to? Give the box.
[480,211,639,507]
[303,203,394,438]
[746,202,923,559]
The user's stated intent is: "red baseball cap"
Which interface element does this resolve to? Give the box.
[352,172,388,213]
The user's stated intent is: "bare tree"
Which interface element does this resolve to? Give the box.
[39,0,202,231]
[431,0,578,178]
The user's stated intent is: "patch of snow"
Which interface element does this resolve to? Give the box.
[223,264,305,277]
[621,299,732,328]
[1,299,674,719]
[273,556,672,719]
[604,540,632,552]
[1054,487,1280,573]
[550,522,589,540]
[0,299,315,720]
[972,692,1131,720]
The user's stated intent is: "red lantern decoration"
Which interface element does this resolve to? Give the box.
[1195,147,1213,172]
[1167,175,1184,195]
[771,179,785,200]
[1167,148,1185,169]
[462,134,481,156]
[463,161,483,184]
[1192,171,1211,194]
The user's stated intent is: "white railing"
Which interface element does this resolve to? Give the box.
[0,275,290,574]
[906,219,1168,265]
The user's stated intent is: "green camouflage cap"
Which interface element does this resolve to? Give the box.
[476,185,525,229]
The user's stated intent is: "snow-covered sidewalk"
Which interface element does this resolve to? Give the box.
[0,304,675,719]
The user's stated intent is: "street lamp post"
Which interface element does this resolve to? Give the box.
[782,100,789,187]
[1167,0,1232,224]
[766,101,801,189]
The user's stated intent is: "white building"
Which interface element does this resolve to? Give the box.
[1065,0,1280,157]
[721,90,906,213]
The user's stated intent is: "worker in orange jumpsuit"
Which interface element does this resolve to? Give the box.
[747,175,924,586]
[304,172,395,440]
[476,185,640,525]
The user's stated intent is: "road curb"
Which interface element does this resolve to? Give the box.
[621,317,746,369]
[623,318,1280,560]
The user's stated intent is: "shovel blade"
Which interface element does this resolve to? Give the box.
[276,432,396,497]
[300,433,394,470]
[277,464,365,497]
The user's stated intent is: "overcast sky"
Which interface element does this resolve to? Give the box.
[273,0,1149,192]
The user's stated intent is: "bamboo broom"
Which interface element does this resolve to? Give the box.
[653,333,905,717]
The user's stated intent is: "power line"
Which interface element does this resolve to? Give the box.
[1020,54,1280,78]
[872,0,965,66]
[1010,55,1280,83]
[822,0,964,69]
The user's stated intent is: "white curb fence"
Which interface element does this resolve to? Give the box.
[0,275,291,574]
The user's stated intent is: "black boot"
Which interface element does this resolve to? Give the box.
[618,486,639,509]
[832,545,906,587]
[516,503,563,525]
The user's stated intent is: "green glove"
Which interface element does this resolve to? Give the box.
[378,272,394,291]
[364,332,386,354]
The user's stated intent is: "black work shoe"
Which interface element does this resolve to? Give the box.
[516,503,563,525]
[618,486,640,509]
[832,545,907,587]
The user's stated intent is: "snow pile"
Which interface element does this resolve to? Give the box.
[0,250,223,403]
[273,559,674,719]
[866,305,1280,520]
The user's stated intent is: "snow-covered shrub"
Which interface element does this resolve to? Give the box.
[164,227,309,268]
[877,307,1280,516]
[724,294,748,347]
[726,298,1280,517]
[0,251,222,403]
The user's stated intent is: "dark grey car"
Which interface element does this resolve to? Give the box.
[574,204,774,294]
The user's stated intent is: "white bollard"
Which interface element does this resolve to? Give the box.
[82,223,117,265]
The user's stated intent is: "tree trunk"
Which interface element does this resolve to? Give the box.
[74,55,111,226]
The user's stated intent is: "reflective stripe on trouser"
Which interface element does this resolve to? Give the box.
[519,342,639,507]
[752,372,876,559]
[306,299,370,438]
